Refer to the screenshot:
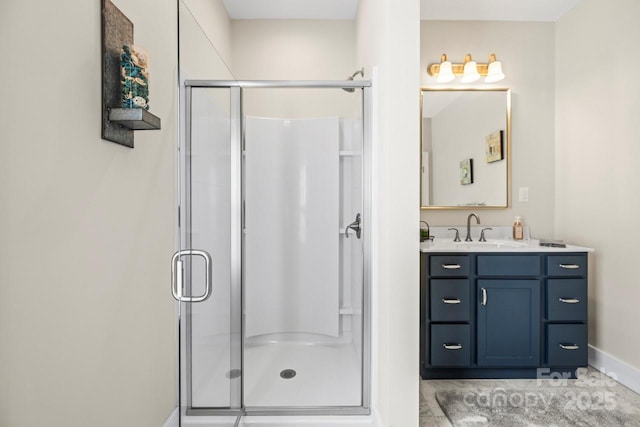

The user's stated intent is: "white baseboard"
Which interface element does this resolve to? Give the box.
[589,344,640,395]
[162,407,179,427]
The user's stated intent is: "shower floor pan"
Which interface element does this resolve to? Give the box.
[190,335,364,410]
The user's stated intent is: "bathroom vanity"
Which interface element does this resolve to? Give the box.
[420,229,593,379]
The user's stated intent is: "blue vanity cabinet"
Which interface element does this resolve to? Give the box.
[421,251,588,379]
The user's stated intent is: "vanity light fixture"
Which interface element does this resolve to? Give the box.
[428,53,505,83]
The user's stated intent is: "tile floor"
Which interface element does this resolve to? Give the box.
[420,367,640,426]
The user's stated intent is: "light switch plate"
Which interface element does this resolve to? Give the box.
[519,187,529,202]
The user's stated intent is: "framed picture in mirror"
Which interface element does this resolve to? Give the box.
[486,130,504,163]
[460,158,473,185]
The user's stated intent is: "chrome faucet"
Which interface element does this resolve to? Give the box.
[465,213,480,242]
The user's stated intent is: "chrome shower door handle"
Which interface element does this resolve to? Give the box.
[171,249,213,303]
[345,213,362,239]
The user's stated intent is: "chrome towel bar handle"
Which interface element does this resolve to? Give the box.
[171,249,213,303]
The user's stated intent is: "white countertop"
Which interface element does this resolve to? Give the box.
[419,226,594,253]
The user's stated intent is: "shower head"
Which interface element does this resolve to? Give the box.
[343,67,365,92]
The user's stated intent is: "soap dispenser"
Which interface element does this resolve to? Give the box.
[513,216,524,240]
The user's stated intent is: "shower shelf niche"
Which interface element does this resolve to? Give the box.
[339,150,362,156]
[339,306,361,315]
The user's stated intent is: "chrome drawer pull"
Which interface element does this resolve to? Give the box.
[559,264,580,269]
[559,298,580,304]
[443,344,463,350]
[481,288,487,306]
[559,344,580,350]
[442,298,461,304]
[442,264,461,270]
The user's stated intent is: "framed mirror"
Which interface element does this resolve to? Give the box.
[420,88,511,209]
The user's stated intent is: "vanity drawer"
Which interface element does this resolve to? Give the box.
[547,324,587,367]
[430,279,471,322]
[430,256,470,277]
[547,255,587,277]
[477,255,541,277]
[547,279,587,321]
[431,324,471,367]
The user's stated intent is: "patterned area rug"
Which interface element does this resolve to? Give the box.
[436,387,640,426]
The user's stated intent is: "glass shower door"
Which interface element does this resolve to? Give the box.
[175,85,243,423]
[176,82,370,420]
[242,87,367,410]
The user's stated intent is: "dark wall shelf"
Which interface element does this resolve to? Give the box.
[108,108,161,130]
[101,0,161,148]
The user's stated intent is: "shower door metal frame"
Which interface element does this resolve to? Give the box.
[180,80,372,418]
[181,84,244,419]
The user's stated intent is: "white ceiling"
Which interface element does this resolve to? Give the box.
[222,0,358,20]
[223,0,582,22]
[421,0,583,22]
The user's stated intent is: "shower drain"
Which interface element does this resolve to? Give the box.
[280,369,297,379]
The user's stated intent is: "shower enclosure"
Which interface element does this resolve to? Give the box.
[172,80,371,425]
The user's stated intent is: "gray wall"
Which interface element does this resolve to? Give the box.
[556,0,640,372]
[0,0,178,425]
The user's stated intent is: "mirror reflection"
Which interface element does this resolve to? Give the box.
[420,88,511,209]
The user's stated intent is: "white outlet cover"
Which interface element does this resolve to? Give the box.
[519,187,529,202]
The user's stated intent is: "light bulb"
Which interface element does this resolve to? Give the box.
[461,60,480,83]
[437,60,455,83]
[485,55,505,83]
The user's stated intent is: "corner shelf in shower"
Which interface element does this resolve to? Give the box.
[339,150,362,156]
[339,306,361,315]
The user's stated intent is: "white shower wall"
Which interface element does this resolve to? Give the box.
[244,116,364,342]
[243,115,364,408]
[245,116,341,338]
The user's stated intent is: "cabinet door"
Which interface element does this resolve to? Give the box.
[477,279,541,367]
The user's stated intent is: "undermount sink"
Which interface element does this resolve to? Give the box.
[420,237,530,252]
[454,240,528,249]
[419,226,536,252]
[419,226,593,253]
